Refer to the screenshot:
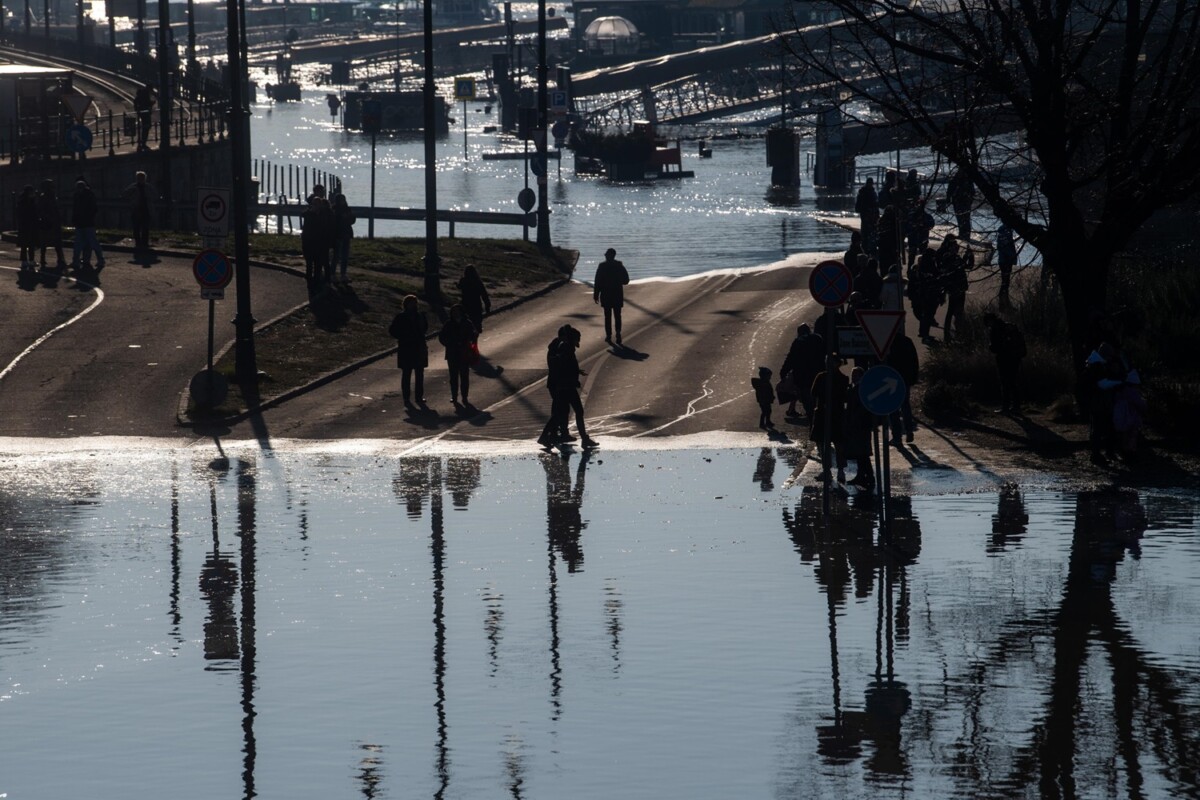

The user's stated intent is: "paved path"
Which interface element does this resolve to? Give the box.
[0,247,306,436]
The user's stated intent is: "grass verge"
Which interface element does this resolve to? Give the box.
[181,234,575,419]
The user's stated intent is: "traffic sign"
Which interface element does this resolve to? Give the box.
[63,93,92,122]
[66,124,93,153]
[196,187,231,238]
[855,309,905,359]
[836,326,873,358]
[517,187,536,212]
[200,287,226,300]
[361,98,382,134]
[454,76,476,101]
[551,119,569,140]
[859,365,906,416]
[530,153,547,177]
[809,259,853,307]
[192,249,233,290]
[550,89,568,116]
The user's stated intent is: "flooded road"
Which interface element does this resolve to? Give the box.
[2,444,1197,798]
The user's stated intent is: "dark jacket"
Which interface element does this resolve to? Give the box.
[16,192,38,243]
[593,258,630,308]
[36,190,61,237]
[781,331,825,382]
[457,272,491,319]
[752,376,775,407]
[389,309,428,369]
[988,321,1026,365]
[333,202,356,241]
[843,380,877,458]
[550,339,582,391]
[301,197,334,253]
[810,369,849,445]
[73,184,98,228]
[438,317,477,363]
[855,184,878,217]
[886,335,920,386]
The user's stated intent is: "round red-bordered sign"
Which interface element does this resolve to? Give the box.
[192,249,233,290]
[808,259,853,307]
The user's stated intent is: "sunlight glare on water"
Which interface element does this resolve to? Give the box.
[1,447,1197,798]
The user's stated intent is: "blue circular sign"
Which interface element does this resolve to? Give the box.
[66,124,93,153]
[809,259,853,307]
[859,365,907,416]
[192,249,233,289]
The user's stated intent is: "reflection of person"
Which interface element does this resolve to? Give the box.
[389,294,428,406]
[990,482,1028,553]
[445,458,481,509]
[843,367,876,490]
[593,248,630,345]
[542,451,589,573]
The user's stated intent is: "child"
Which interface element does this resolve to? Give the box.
[752,367,776,429]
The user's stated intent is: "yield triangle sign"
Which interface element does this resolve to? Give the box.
[855,310,905,359]
[63,94,92,122]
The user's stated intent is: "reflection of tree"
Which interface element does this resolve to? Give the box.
[783,487,922,778]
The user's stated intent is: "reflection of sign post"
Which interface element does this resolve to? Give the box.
[810,259,853,516]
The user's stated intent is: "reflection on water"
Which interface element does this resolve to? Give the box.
[1,449,1198,798]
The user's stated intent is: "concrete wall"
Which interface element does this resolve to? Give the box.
[0,140,234,233]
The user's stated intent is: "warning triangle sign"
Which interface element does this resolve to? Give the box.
[62,94,92,123]
[855,310,905,359]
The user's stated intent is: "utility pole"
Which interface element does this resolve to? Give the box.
[157,0,172,226]
[535,0,550,249]
[421,0,441,309]
[226,0,257,384]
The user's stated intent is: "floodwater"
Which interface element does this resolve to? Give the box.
[2,444,1198,798]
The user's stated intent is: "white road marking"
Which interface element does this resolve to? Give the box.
[0,267,105,384]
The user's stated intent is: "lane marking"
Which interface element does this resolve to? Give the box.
[0,267,105,384]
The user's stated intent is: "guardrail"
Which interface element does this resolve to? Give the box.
[255,202,537,238]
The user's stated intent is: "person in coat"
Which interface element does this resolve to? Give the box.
[855,178,879,254]
[538,325,573,446]
[983,312,1026,413]
[593,247,630,345]
[457,264,491,335]
[71,178,104,271]
[843,366,877,490]
[752,367,776,429]
[301,185,334,289]
[549,325,598,448]
[331,193,356,283]
[124,171,157,254]
[36,179,66,270]
[886,332,920,443]
[779,323,824,418]
[810,365,849,485]
[389,295,429,406]
[438,303,478,406]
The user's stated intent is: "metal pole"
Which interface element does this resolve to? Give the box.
[421,0,441,308]
[462,99,467,159]
[157,0,173,226]
[206,298,215,395]
[369,131,376,239]
[881,415,892,539]
[822,307,834,514]
[187,0,196,72]
[226,0,256,384]
[534,0,549,248]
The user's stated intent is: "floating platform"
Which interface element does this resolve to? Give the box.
[481,150,562,161]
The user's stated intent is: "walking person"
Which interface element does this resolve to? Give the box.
[301,185,334,290]
[551,325,598,448]
[948,169,974,241]
[779,323,824,418]
[843,230,864,272]
[983,312,1026,413]
[16,184,38,271]
[438,304,478,407]
[843,366,877,490]
[886,332,920,443]
[456,264,491,336]
[36,179,67,270]
[134,85,154,151]
[125,171,157,254]
[331,192,355,283]
[71,178,105,272]
[593,248,630,345]
[389,294,428,407]
[751,367,776,430]
[538,325,574,446]
[938,235,970,343]
[810,363,849,485]
[855,177,879,254]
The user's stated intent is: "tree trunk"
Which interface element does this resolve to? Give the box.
[1044,245,1111,383]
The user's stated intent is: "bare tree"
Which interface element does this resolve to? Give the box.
[788,0,1200,367]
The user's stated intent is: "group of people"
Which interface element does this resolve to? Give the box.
[1081,331,1146,463]
[300,184,357,290]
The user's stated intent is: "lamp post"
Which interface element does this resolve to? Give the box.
[226,0,257,383]
[534,0,550,248]
[421,0,441,309]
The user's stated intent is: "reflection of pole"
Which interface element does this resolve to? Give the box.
[429,460,449,796]
[237,459,258,800]
[546,481,562,721]
[169,460,182,640]
[227,0,257,383]
[881,417,892,539]
[462,99,468,159]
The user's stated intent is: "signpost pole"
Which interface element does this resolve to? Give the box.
[207,298,216,393]
[873,421,884,531]
[462,99,468,159]
[822,307,834,514]
[369,130,377,239]
[881,415,892,540]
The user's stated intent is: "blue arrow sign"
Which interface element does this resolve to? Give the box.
[66,124,93,153]
[859,364,906,416]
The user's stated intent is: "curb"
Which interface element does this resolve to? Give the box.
[177,253,578,428]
